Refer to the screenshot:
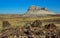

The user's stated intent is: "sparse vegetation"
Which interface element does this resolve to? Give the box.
[0,15,60,38]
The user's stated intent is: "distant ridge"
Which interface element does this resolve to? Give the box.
[24,6,55,16]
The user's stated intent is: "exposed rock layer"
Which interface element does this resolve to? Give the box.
[25,6,55,16]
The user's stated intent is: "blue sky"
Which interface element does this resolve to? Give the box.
[0,0,60,14]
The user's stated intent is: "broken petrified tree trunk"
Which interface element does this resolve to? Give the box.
[2,21,11,28]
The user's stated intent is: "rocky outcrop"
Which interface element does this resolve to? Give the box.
[25,6,55,16]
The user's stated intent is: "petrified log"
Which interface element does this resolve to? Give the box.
[2,21,11,28]
[31,20,42,27]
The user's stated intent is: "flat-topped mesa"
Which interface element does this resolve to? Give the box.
[25,6,55,16]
